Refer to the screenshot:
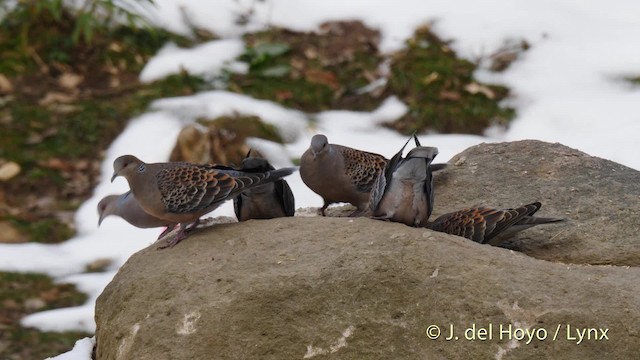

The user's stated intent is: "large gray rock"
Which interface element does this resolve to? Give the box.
[433,140,640,266]
[96,216,640,359]
[95,141,640,359]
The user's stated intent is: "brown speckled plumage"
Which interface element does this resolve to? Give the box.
[300,134,446,216]
[156,165,265,214]
[300,134,388,216]
[427,202,564,246]
[111,155,296,247]
[336,145,388,193]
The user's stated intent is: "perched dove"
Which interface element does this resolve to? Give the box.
[369,135,438,226]
[300,134,447,216]
[97,191,178,239]
[111,155,297,248]
[427,202,564,246]
[233,149,295,221]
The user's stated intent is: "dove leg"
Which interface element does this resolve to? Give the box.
[157,219,203,249]
[184,219,201,232]
[349,206,373,217]
[369,215,392,221]
[158,228,188,249]
[157,224,179,240]
[319,202,330,216]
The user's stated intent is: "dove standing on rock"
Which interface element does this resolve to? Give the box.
[233,149,295,221]
[111,155,297,248]
[300,134,447,216]
[300,134,394,216]
[97,191,178,239]
[369,135,438,226]
[427,202,564,246]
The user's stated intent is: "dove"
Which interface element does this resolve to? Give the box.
[97,191,179,239]
[111,155,297,248]
[300,134,387,216]
[300,134,447,216]
[369,135,438,226]
[233,149,295,221]
[427,202,564,246]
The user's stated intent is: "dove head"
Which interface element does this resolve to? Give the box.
[242,157,273,172]
[407,146,438,161]
[97,195,119,226]
[310,134,329,158]
[111,155,145,182]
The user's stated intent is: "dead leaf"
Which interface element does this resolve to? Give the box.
[108,42,123,52]
[26,127,58,145]
[464,82,495,99]
[58,72,84,89]
[39,158,74,171]
[305,69,340,90]
[276,89,294,101]
[304,47,318,59]
[0,221,28,243]
[39,288,60,302]
[0,74,13,93]
[39,91,77,106]
[422,72,439,85]
[439,91,461,101]
[0,161,21,181]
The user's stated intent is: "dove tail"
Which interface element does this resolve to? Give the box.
[267,167,298,180]
[517,216,565,225]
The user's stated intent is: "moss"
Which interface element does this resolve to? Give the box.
[385,26,516,134]
[8,217,74,244]
[0,1,191,76]
[228,21,384,112]
[0,272,90,359]
[626,76,640,85]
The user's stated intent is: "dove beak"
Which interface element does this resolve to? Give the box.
[110,172,117,183]
[98,215,104,227]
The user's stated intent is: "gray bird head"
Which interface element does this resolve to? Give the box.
[309,134,329,158]
[97,195,119,226]
[407,146,438,160]
[111,155,144,182]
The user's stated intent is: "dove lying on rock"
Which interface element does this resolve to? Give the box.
[300,134,446,216]
[369,135,438,226]
[234,149,295,221]
[111,155,297,248]
[427,202,565,246]
[368,136,564,244]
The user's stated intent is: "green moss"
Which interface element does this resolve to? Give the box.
[385,26,515,134]
[228,22,384,112]
[0,272,90,359]
[0,72,207,244]
[0,0,190,76]
[627,76,640,85]
[9,217,74,244]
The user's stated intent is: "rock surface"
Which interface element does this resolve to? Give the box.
[432,140,640,266]
[95,141,640,359]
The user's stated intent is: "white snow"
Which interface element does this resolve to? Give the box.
[45,337,95,360]
[139,39,246,82]
[5,1,640,359]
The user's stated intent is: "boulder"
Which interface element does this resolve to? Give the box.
[96,216,640,359]
[95,141,640,359]
[432,140,640,266]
